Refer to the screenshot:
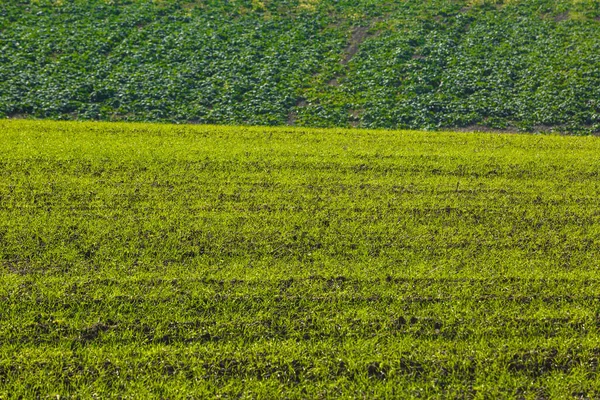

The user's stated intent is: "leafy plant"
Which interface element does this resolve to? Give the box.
[0,0,599,132]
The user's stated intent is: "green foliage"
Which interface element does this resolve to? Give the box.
[1,120,600,396]
[0,0,599,132]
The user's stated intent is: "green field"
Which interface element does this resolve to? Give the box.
[2,0,600,133]
[1,120,600,397]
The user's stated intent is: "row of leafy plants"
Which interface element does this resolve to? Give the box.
[1,0,599,133]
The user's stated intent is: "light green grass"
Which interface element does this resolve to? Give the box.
[1,120,600,398]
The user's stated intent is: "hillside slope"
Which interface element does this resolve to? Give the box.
[1,0,599,133]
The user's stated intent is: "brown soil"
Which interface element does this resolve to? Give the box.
[341,26,369,65]
[287,112,297,125]
[555,12,570,22]
[288,98,309,125]
[452,125,517,134]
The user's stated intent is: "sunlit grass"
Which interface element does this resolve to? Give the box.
[1,120,599,397]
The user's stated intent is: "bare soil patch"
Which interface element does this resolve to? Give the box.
[341,26,369,65]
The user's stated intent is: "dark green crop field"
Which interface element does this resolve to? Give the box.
[1,0,600,133]
[1,120,600,397]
